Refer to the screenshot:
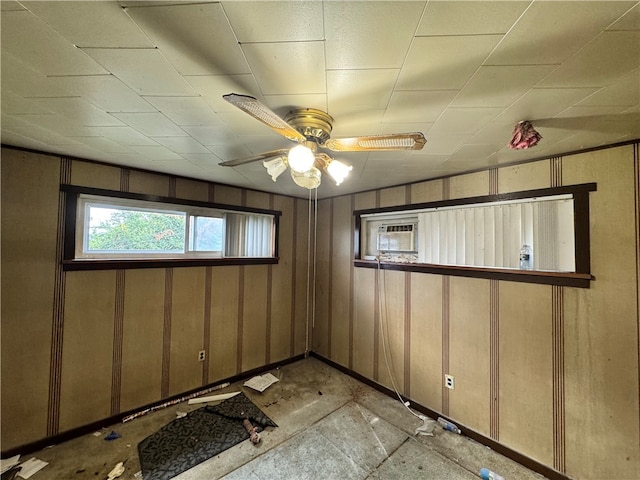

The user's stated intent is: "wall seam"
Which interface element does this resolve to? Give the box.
[290,199,298,357]
[490,279,500,440]
[349,194,355,370]
[110,270,125,416]
[327,198,334,357]
[47,157,71,437]
[265,194,274,364]
[634,142,640,466]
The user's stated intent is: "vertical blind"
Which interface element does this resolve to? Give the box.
[225,213,274,257]
[417,198,575,271]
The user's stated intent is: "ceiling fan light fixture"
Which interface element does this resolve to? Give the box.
[263,157,287,181]
[326,159,353,185]
[288,144,315,173]
[291,166,321,190]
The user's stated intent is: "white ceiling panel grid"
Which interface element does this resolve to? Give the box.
[0,0,638,199]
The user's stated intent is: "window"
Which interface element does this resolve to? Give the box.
[354,183,596,287]
[62,185,279,270]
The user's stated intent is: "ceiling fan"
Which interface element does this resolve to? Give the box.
[219,93,427,189]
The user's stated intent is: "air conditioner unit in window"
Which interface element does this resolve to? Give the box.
[377,223,417,252]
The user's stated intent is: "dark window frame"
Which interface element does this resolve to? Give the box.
[353,183,596,288]
[61,184,281,271]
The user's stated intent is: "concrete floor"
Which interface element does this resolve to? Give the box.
[16,357,547,480]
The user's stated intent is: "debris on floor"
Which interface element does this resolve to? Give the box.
[414,416,436,436]
[243,373,279,392]
[480,467,505,480]
[0,455,20,474]
[242,419,262,445]
[122,381,231,423]
[437,417,462,434]
[187,391,240,405]
[14,457,48,479]
[104,431,121,441]
[106,461,125,480]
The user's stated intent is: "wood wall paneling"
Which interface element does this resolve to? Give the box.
[498,282,554,465]
[379,185,407,208]
[59,271,116,432]
[168,267,206,396]
[127,170,172,197]
[448,276,491,435]
[497,160,552,193]
[312,198,332,356]
[209,266,240,382]
[562,146,640,480]
[69,160,120,190]
[213,184,243,206]
[353,267,376,379]
[120,269,165,412]
[241,265,269,371]
[449,171,491,199]
[410,179,444,204]
[294,198,311,355]
[376,269,406,392]
[330,195,353,368]
[409,272,443,412]
[1,150,60,450]
[175,178,208,201]
[270,195,294,363]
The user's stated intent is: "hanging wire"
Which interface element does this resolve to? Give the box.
[377,258,424,420]
[305,188,312,356]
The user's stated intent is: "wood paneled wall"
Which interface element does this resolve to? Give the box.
[312,143,640,480]
[0,148,309,451]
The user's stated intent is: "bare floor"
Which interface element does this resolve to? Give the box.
[17,357,547,480]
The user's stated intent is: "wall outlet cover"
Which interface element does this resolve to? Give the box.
[445,374,454,389]
[198,350,206,362]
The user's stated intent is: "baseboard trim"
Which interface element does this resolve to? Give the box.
[1,354,305,458]
[310,351,571,480]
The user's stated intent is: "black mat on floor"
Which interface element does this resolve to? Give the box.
[138,392,277,480]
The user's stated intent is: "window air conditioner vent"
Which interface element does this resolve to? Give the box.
[377,223,417,252]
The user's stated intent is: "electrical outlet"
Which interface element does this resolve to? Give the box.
[445,374,455,390]
[198,350,206,362]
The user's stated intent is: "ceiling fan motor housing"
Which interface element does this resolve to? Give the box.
[284,108,334,145]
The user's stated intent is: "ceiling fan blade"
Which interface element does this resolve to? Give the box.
[219,149,290,167]
[223,93,307,143]
[324,132,426,152]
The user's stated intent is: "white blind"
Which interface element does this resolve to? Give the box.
[418,198,575,271]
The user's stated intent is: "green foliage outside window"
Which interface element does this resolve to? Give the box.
[88,209,186,252]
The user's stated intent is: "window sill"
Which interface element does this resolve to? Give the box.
[353,259,592,288]
[63,257,279,271]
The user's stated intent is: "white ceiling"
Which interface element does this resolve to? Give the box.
[1,1,639,199]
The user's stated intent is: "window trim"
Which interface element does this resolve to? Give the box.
[353,183,596,288]
[61,185,281,271]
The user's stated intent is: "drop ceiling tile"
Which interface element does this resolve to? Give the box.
[384,90,459,123]
[125,3,250,75]
[128,145,183,160]
[607,3,640,30]
[417,1,528,36]
[73,136,134,154]
[180,153,223,166]
[327,69,398,117]
[539,31,640,87]
[486,1,635,65]
[17,114,100,137]
[430,107,502,135]
[324,1,424,69]
[181,125,237,146]
[1,11,107,76]
[223,1,323,42]
[554,105,629,118]
[0,54,73,98]
[242,41,326,95]
[263,94,328,114]
[1,1,26,11]
[330,110,388,138]
[218,110,285,137]
[206,143,253,162]
[4,124,84,146]
[22,1,153,47]
[397,35,502,90]
[37,98,124,126]
[185,74,262,113]
[151,136,210,154]
[143,97,222,126]
[83,48,197,96]
[421,134,473,156]
[1,114,35,128]
[577,69,640,106]
[90,126,159,146]
[452,65,557,107]
[112,112,186,136]
[45,75,156,113]
[1,91,55,115]
[497,87,600,123]
[446,144,500,164]
[467,120,516,147]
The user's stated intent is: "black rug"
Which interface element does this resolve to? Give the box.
[138,392,277,480]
